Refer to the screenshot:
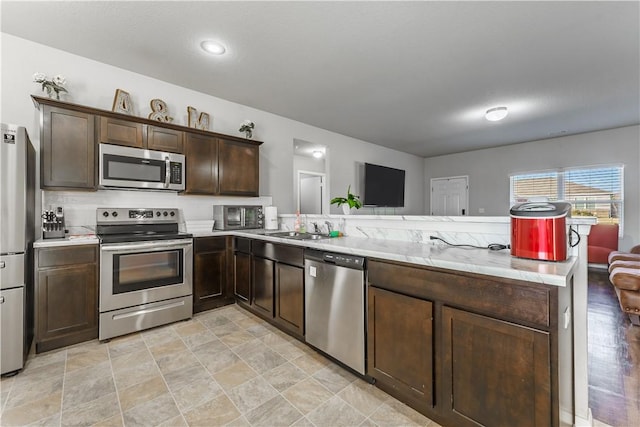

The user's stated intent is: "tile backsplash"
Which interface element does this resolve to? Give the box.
[43,190,272,229]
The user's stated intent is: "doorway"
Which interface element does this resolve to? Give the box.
[293,138,329,214]
[298,171,326,214]
[430,176,469,216]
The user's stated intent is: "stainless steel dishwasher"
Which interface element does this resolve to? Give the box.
[304,249,366,375]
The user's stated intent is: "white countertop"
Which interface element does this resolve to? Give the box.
[195,229,577,287]
[34,235,100,248]
[34,226,99,248]
[33,225,576,286]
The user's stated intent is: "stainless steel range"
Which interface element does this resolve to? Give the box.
[97,208,193,340]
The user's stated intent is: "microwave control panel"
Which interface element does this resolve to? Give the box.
[170,162,182,184]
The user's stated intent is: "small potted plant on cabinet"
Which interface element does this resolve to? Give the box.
[330,185,362,215]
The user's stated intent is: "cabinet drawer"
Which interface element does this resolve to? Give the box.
[37,245,98,268]
[234,237,252,254]
[195,236,227,253]
[252,241,303,267]
[368,259,552,329]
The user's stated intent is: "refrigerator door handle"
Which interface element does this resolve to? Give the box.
[0,261,5,268]
[0,296,4,303]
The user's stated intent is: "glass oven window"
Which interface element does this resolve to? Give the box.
[113,249,183,294]
[104,154,165,183]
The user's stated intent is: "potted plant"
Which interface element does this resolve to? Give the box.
[330,185,362,214]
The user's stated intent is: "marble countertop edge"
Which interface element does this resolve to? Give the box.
[33,227,577,286]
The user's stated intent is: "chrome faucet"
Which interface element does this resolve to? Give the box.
[312,222,321,233]
[325,221,333,233]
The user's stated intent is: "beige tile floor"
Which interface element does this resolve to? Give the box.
[0,304,439,427]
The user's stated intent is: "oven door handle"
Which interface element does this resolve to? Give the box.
[101,240,191,252]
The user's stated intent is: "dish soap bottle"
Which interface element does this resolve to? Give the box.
[294,210,301,232]
[299,214,307,233]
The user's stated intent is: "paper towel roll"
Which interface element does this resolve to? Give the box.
[264,206,278,230]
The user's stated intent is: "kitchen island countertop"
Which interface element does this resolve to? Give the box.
[193,229,577,287]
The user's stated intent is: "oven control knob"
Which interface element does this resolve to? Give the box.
[112,211,118,217]
[102,211,109,217]
[170,211,175,217]
[156,211,161,217]
[163,211,168,217]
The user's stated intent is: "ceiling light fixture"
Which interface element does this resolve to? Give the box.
[312,150,323,158]
[200,40,226,55]
[485,106,508,122]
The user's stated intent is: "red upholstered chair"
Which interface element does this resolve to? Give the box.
[588,224,619,264]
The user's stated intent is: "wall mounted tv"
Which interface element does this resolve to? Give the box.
[363,163,405,207]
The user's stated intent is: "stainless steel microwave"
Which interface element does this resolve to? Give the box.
[99,144,185,191]
[213,205,263,230]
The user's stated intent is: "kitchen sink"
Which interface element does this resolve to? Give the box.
[266,231,331,240]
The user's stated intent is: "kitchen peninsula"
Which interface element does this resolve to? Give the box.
[191,214,593,427]
[33,214,593,427]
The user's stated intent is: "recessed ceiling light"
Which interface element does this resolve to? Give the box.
[200,40,226,55]
[312,150,323,158]
[485,106,508,121]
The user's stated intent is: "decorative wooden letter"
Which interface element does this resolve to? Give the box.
[187,106,210,131]
[148,99,173,122]
[112,89,133,115]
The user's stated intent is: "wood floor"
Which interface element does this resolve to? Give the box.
[588,269,640,427]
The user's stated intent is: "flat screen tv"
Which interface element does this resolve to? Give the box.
[363,163,405,207]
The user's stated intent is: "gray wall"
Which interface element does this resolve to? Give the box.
[2,34,425,218]
[424,125,640,250]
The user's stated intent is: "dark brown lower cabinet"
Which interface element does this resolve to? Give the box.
[35,245,98,353]
[274,262,304,337]
[241,240,305,339]
[442,307,551,427]
[367,258,569,427]
[234,251,252,303]
[193,237,233,313]
[252,256,274,317]
[234,237,252,304]
[367,287,433,412]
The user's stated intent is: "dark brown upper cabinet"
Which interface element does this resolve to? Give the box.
[184,135,260,196]
[99,117,183,153]
[99,116,144,148]
[146,125,183,153]
[33,96,262,192]
[219,138,259,196]
[40,105,96,190]
[184,133,219,194]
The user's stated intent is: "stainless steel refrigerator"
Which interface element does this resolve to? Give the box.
[1,123,35,375]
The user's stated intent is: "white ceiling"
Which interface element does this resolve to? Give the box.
[2,1,639,157]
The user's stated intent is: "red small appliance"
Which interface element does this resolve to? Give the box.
[510,202,571,262]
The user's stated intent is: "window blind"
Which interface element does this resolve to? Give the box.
[510,165,624,231]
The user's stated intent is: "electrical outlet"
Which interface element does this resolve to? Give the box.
[478,207,485,214]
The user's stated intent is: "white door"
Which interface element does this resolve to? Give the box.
[431,176,469,216]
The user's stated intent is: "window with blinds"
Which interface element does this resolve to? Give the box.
[510,165,624,230]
